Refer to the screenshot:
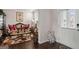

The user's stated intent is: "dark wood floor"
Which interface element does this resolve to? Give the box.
[36,42,71,49]
[0,40,71,49]
[9,41,71,49]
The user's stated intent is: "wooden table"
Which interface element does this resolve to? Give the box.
[9,39,34,49]
[9,31,32,40]
[2,31,35,49]
[1,30,38,49]
[0,39,34,49]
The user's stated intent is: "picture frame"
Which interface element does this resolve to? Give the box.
[16,12,23,22]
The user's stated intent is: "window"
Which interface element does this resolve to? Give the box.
[60,9,76,29]
[0,15,3,29]
[60,10,67,28]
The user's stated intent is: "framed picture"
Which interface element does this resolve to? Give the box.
[16,12,23,22]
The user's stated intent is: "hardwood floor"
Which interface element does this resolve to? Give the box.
[8,41,72,49]
[0,40,71,49]
[37,42,71,49]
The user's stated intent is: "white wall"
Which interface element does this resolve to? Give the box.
[3,9,33,27]
[51,9,79,49]
[38,9,52,44]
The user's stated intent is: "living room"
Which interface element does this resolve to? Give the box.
[0,9,79,49]
[0,9,38,48]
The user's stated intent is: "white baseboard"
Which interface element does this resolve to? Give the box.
[38,40,49,44]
